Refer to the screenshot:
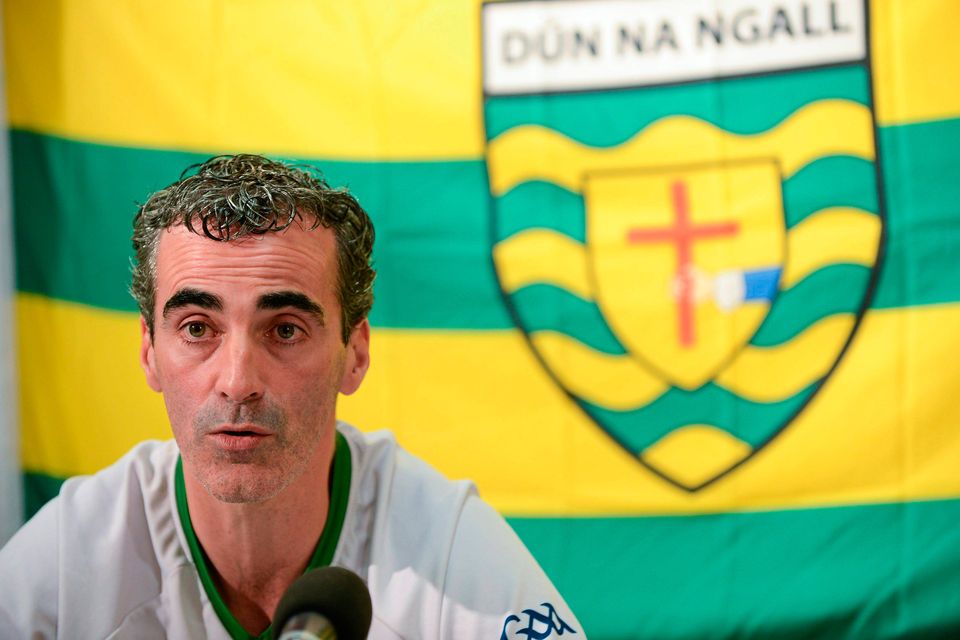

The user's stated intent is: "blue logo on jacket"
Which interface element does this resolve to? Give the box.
[500,602,577,639]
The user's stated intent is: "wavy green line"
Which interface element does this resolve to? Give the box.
[751,264,872,347]
[510,284,625,355]
[493,180,585,243]
[783,156,879,228]
[485,65,869,146]
[496,156,881,244]
[584,382,815,451]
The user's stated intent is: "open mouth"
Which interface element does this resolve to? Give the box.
[208,427,272,451]
[212,423,271,437]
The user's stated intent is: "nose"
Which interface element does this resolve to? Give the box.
[214,332,265,404]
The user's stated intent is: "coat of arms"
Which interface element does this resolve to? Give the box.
[483,0,883,490]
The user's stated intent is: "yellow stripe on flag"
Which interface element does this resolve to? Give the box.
[5,1,958,160]
[3,0,480,159]
[18,293,960,516]
[17,296,169,479]
[872,0,960,125]
[527,314,857,408]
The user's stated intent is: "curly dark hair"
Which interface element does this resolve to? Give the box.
[131,154,375,343]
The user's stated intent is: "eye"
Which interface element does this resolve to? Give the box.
[186,322,207,339]
[274,323,300,341]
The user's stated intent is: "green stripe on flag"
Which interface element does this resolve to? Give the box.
[872,117,960,309]
[509,498,960,639]
[22,471,65,520]
[11,117,960,327]
[10,129,509,329]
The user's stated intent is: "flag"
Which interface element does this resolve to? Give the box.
[0,14,20,545]
[6,0,960,637]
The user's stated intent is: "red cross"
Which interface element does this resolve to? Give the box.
[626,181,739,348]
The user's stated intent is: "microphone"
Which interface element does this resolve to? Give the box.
[272,566,373,640]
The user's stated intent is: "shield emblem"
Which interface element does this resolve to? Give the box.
[586,161,785,389]
[482,0,883,490]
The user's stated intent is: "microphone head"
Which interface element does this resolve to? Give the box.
[272,566,372,640]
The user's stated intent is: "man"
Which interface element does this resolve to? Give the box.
[0,155,582,639]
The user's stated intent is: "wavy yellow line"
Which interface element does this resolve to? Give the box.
[488,100,875,195]
[529,331,666,410]
[527,313,856,409]
[716,314,856,402]
[782,208,882,289]
[492,229,592,299]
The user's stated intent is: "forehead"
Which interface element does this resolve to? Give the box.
[154,224,338,310]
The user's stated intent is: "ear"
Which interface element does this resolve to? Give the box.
[340,318,370,395]
[140,316,162,392]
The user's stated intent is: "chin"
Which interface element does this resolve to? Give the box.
[200,463,296,504]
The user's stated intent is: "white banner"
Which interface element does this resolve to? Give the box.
[483,0,866,95]
[0,10,22,544]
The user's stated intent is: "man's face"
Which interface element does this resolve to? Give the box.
[140,223,369,503]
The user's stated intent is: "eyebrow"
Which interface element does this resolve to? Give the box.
[257,290,325,326]
[162,288,223,319]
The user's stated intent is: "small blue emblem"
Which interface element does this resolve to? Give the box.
[500,602,577,640]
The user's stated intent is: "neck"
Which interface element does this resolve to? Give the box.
[183,435,337,636]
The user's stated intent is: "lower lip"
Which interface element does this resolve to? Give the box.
[208,433,271,451]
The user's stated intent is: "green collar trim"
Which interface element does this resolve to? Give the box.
[175,431,352,640]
